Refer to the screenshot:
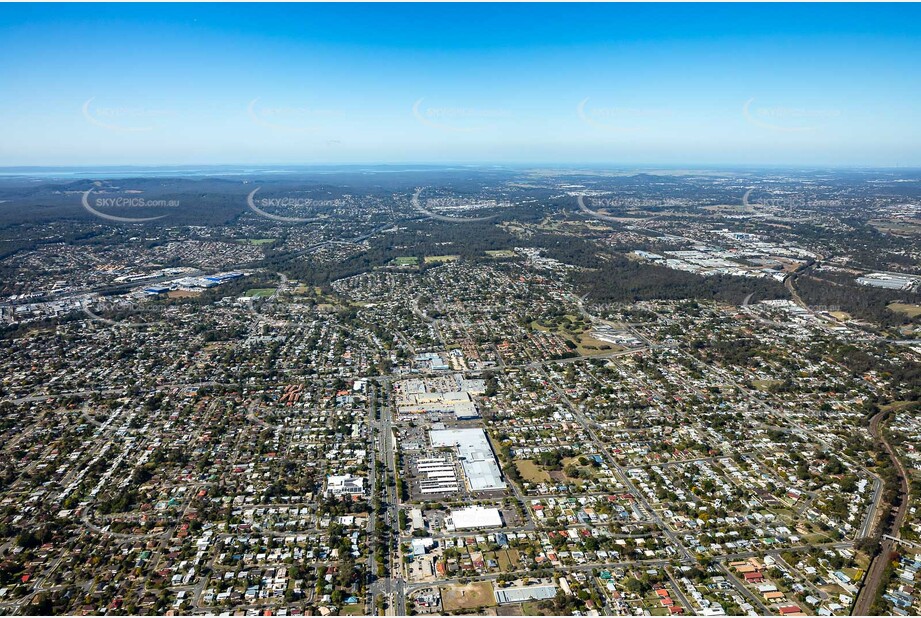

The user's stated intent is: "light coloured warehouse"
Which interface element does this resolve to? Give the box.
[495,585,558,604]
[856,272,918,291]
[430,428,506,491]
[446,505,503,530]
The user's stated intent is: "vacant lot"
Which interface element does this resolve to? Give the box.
[244,288,276,298]
[575,332,616,356]
[516,460,551,484]
[881,400,919,413]
[889,302,921,318]
[752,379,783,392]
[339,604,365,615]
[441,581,496,611]
[550,456,598,485]
[167,289,201,299]
[871,219,921,236]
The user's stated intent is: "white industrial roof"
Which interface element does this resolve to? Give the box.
[495,585,557,604]
[430,428,506,491]
[449,505,503,530]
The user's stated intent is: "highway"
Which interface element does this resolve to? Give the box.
[852,409,911,616]
[375,378,407,616]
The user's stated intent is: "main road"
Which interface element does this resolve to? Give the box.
[852,408,911,615]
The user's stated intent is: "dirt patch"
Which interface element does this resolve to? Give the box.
[167,290,201,298]
[441,581,496,611]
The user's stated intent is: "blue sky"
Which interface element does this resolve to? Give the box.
[0,3,919,167]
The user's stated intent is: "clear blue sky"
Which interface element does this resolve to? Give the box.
[1,3,919,167]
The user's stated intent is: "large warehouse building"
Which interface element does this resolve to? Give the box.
[495,585,558,604]
[446,505,503,530]
[430,428,506,492]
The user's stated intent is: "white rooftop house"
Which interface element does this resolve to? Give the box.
[326,474,365,497]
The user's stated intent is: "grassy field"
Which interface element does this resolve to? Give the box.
[516,460,551,484]
[424,254,460,263]
[391,256,420,267]
[532,315,616,357]
[842,567,864,582]
[339,604,365,615]
[486,250,516,258]
[237,238,276,245]
[521,602,546,615]
[752,379,783,392]
[889,302,921,318]
[575,332,616,356]
[871,220,921,236]
[441,582,496,611]
[881,400,919,413]
[244,288,276,298]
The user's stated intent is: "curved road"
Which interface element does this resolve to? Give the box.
[852,409,910,616]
